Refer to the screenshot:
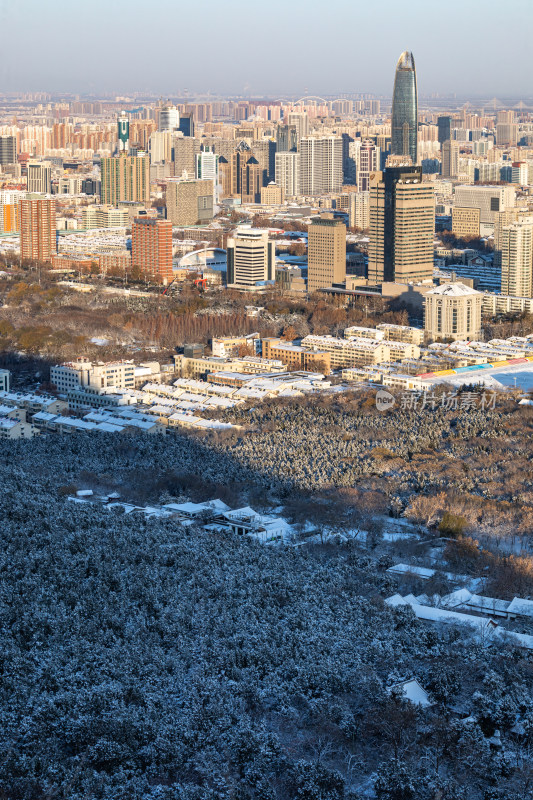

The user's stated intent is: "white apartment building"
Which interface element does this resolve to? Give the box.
[501,220,533,297]
[275,151,300,197]
[50,358,135,394]
[196,148,219,201]
[348,191,370,230]
[226,226,275,288]
[300,136,343,195]
[82,206,129,229]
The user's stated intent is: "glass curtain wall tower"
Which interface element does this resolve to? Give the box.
[391,51,418,164]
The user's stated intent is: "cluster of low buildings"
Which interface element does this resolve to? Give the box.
[73,494,293,544]
[386,588,533,652]
[7,315,533,440]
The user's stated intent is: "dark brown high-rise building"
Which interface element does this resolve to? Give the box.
[368,165,434,284]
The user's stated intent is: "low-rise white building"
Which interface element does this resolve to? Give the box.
[51,358,135,394]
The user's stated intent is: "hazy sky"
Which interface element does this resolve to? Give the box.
[1,0,532,98]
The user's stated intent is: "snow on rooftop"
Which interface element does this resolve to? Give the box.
[425,282,481,297]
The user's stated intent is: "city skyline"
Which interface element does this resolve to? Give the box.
[1,0,532,97]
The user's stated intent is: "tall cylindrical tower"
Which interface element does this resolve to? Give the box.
[391,51,418,165]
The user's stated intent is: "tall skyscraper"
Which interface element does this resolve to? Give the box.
[179,113,195,138]
[149,131,173,164]
[307,213,346,292]
[253,139,277,184]
[300,136,343,195]
[391,51,418,165]
[368,165,434,284]
[132,217,173,284]
[27,162,52,194]
[172,135,200,177]
[277,124,298,153]
[100,155,150,205]
[441,140,459,179]
[196,146,219,201]
[275,151,300,197]
[356,139,380,192]
[226,226,275,288]
[348,191,370,230]
[117,112,129,154]
[288,112,309,142]
[0,135,17,166]
[501,220,533,297]
[20,197,56,262]
[159,106,180,132]
[437,116,452,146]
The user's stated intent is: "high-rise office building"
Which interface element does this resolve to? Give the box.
[494,210,533,268]
[226,226,275,288]
[368,165,434,284]
[452,207,480,238]
[196,146,219,201]
[496,123,518,146]
[228,143,264,203]
[454,185,516,225]
[441,140,459,178]
[275,151,300,197]
[117,112,129,154]
[0,135,17,166]
[172,135,200,177]
[159,106,180,132]
[20,197,56,262]
[27,161,52,194]
[166,177,214,226]
[239,156,262,203]
[100,155,150,205]
[132,217,173,283]
[437,116,452,146]
[356,139,380,192]
[307,213,346,292]
[149,131,173,164]
[179,113,195,138]
[287,112,309,142]
[348,191,370,230]
[391,51,418,164]
[253,139,277,184]
[501,220,533,297]
[277,124,298,153]
[300,136,343,195]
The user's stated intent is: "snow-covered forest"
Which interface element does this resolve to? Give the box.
[2,412,533,800]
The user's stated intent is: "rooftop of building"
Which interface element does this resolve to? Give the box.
[425,282,482,297]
